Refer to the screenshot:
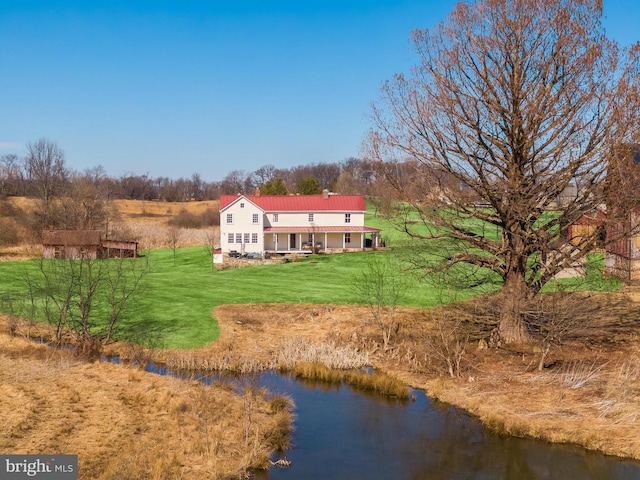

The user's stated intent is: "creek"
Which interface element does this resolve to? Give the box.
[134,360,640,480]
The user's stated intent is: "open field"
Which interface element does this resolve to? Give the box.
[0,243,621,349]
[1,198,638,465]
[0,316,293,479]
[0,197,220,257]
[0,246,502,349]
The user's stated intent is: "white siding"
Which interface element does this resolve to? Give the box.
[220,198,264,254]
[263,211,365,228]
[221,195,369,254]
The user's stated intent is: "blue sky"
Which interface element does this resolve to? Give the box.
[1,1,638,182]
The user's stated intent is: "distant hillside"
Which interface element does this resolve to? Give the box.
[0,197,220,259]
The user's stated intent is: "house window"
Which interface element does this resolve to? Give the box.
[273,213,278,222]
[235,233,242,243]
[308,213,314,222]
[251,233,258,243]
[252,213,259,224]
[240,203,245,208]
[228,233,234,243]
[308,233,313,243]
[345,213,351,224]
[244,233,250,244]
[226,213,233,224]
[344,233,351,244]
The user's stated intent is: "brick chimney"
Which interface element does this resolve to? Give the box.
[254,188,261,197]
[322,189,329,199]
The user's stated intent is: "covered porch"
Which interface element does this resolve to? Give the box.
[263,226,381,254]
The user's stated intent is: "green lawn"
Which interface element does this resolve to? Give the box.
[138,247,498,347]
[0,209,622,349]
[0,246,498,349]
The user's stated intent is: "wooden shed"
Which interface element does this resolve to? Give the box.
[42,230,138,259]
[604,211,640,282]
[101,239,139,258]
[567,210,606,253]
[42,230,102,259]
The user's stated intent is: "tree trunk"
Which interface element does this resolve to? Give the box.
[499,272,532,344]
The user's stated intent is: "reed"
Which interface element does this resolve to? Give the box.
[277,337,371,370]
[263,395,295,451]
[0,319,295,479]
[344,369,410,399]
[292,361,409,399]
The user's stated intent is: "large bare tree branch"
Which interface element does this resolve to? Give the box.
[365,0,640,343]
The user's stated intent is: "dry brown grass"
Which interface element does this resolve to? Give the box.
[0,315,293,480]
[109,199,220,250]
[152,304,387,372]
[112,199,219,220]
[3,288,640,462]
[4,196,640,461]
[292,361,409,399]
[0,197,220,255]
[149,294,640,461]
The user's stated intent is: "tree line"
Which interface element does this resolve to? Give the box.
[0,138,409,242]
[0,141,386,203]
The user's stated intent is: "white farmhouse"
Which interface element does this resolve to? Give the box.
[219,190,381,256]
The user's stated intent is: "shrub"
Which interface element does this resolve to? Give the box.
[0,218,20,246]
[168,209,202,229]
[200,207,219,227]
[167,207,220,229]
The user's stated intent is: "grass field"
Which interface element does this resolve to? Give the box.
[0,243,621,349]
[106,246,496,348]
[0,200,622,349]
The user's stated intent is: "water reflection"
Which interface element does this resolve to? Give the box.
[105,359,640,479]
[255,371,640,480]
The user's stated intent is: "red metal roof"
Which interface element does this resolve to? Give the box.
[220,194,366,212]
[264,226,381,233]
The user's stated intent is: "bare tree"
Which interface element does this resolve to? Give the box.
[25,138,67,211]
[365,0,640,343]
[58,169,110,230]
[0,153,25,197]
[220,170,253,195]
[103,255,148,343]
[33,255,148,352]
[167,225,180,266]
[252,164,278,185]
[424,312,469,378]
